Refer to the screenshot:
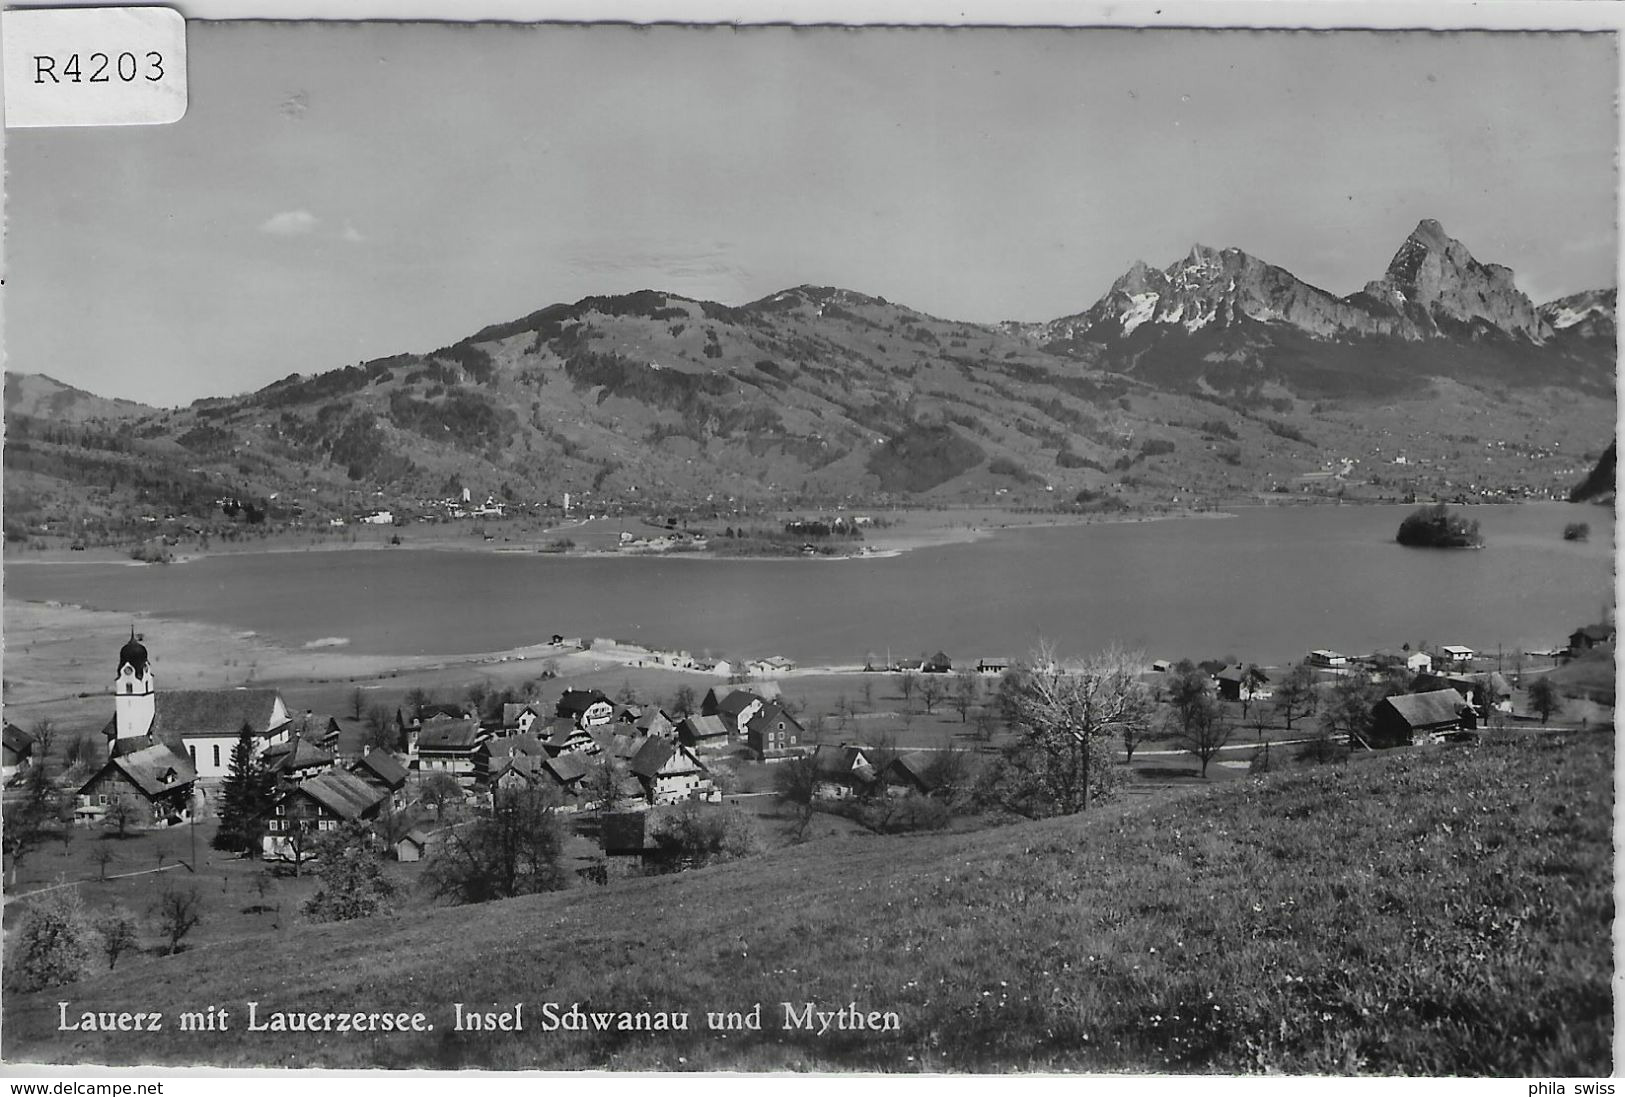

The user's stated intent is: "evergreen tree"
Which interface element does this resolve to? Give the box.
[212,724,272,853]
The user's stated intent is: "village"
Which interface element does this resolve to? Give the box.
[0,610,1612,969]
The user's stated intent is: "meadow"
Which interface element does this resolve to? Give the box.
[4,727,1610,1074]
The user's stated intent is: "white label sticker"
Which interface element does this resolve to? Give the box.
[3,7,186,128]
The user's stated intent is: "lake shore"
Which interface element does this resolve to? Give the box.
[4,504,1225,568]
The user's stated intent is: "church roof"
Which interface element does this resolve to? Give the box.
[105,689,289,743]
[118,629,149,677]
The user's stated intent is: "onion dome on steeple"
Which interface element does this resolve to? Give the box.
[119,627,149,677]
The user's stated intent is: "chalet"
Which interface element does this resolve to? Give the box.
[977,657,1012,675]
[811,744,877,799]
[415,716,488,787]
[590,726,646,765]
[882,752,941,797]
[711,689,774,737]
[1438,645,1477,668]
[262,734,335,785]
[1369,690,1474,749]
[1214,665,1268,703]
[479,733,546,786]
[678,714,731,751]
[289,711,342,750]
[538,715,599,757]
[1567,624,1615,656]
[1308,650,1348,669]
[532,752,591,801]
[102,688,292,780]
[628,737,711,805]
[633,708,677,741]
[3,723,34,781]
[747,656,797,677]
[500,702,548,734]
[393,828,430,863]
[1150,659,1172,674]
[350,747,410,809]
[557,689,614,729]
[262,769,387,860]
[701,682,780,718]
[745,702,805,760]
[77,743,197,826]
[922,651,953,674]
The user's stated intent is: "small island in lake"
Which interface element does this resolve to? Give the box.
[1396,503,1483,548]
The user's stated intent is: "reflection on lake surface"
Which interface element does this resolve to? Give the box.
[5,503,1615,668]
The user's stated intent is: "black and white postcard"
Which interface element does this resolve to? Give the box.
[1,2,1616,1076]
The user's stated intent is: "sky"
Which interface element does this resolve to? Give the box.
[4,20,1618,405]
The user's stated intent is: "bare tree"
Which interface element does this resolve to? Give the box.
[421,786,568,904]
[1167,692,1236,778]
[898,670,918,708]
[153,884,204,954]
[919,676,945,714]
[670,685,697,718]
[92,845,116,881]
[419,772,462,818]
[772,753,820,842]
[29,719,57,768]
[104,796,139,839]
[99,908,139,971]
[1274,663,1319,730]
[362,704,398,752]
[349,686,367,721]
[951,669,980,723]
[977,644,1152,817]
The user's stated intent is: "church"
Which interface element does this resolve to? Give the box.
[101,630,294,781]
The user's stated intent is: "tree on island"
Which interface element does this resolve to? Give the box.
[1396,503,1483,548]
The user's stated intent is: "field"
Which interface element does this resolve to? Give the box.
[3,727,1610,1074]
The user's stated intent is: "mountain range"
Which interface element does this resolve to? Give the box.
[4,220,1615,537]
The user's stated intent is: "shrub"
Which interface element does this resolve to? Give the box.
[3,890,97,992]
[1563,522,1591,542]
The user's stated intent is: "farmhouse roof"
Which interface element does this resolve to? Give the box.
[544,752,591,785]
[680,714,729,741]
[885,752,939,790]
[297,769,386,821]
[416,717,484,752]
[557,689,611,718]
[267,735,333,774]
[352,747,408,789]
[92,744,196,800]
[1382,689,1469,729]
[3,723,32,755]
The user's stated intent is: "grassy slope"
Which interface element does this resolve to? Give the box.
[4,731,1611,1074]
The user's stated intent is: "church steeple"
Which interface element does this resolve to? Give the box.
[113,628,156,744]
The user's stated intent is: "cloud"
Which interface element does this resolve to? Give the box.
[341,221,365,244]
[259,209,318,236]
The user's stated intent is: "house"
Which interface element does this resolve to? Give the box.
[811,744,877,799]
[350,747,410,809]
[1567,624,1615,656]
[977,657,1012,675]
[479,733,546,786]
[556,689,614,729]
[1414,672,1514,714]
[532,752,591,802]
[710,689,776,737]
[1369,690,1474,748]
[288,711,342,750]
[633,708,677,741]
[393,828,430,863]
[677,714,731,751]
[1438,645,1477,668]
[881,752,941,797]
[922,651,952,674]
[1308,649,1348,669]
[415,716,488,787]
[746,656,797,677]
[3,723,34,781]
[745,702,805,760]
[261,769,387,860]
[1371,649,1433,674]
[77,743,198,827]
[628,737,711,805]
[1213,665,1269,703]
[1150,659,1172,674]
[262,733,335,786]
[538,715,599,757]
[701,682,780,718]
[102,687,292,780]
[500,702,547,734]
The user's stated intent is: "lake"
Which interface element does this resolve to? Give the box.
[5,503,1615,669]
